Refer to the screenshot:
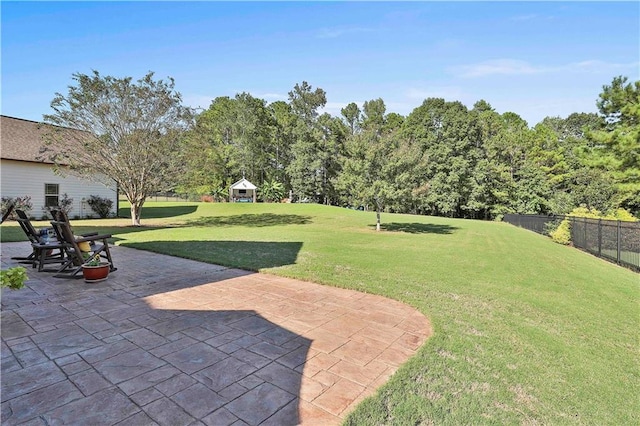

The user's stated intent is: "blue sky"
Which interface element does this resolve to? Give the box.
[2,1,638,127]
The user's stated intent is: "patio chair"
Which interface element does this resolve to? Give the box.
[50,219,116,279]
[13,209,66,272]
[48,207,99,238]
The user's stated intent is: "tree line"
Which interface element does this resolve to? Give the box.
[179,76,639,222]
[43,72,638,225]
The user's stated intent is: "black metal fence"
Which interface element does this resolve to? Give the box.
[503,214,640,272]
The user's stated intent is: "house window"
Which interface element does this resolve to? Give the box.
[44,183,59,208]
[239,189,247,195]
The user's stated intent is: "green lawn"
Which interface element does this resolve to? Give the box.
[2,202,638,424]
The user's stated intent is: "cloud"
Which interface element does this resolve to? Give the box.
[452,59,639,78]
[568,60,639,74]
[453,59,539,78]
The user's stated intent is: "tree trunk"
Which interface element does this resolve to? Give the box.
[376,210,381,231]
[130,202,142,226]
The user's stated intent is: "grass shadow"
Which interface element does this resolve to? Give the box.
[118,205,199,219]
[187,213,312,228]
[377,222,459,234]
[122,240,303,271]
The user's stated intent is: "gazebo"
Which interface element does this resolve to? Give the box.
[229,178,257,203]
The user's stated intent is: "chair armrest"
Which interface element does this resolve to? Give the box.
[74,234,113,243]
[81,232,100,237]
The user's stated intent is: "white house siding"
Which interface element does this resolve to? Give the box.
[0,159,117,219]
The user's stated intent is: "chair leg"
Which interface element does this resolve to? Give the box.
[103,244,117,272]
[12,252,36,264]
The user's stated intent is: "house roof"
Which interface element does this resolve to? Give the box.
[1,115,56,164]
[230,178,257,190]
[1,115,90,165]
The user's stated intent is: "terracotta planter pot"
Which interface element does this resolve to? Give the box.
[82,262,110,283]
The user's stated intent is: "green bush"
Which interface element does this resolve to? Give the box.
[0,266,28,290]
[260,180,285,203]
[606,208,638,222]
[86,195,113,218]
[549,207,637,245]
[549,218,572,245]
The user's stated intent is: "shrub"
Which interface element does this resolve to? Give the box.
[549,219,572,245]
[45,193,73,217]
[0,266,28,290]
[211,187,228,203]
[59,193,74,215]
[86,195,113,218]
[1,196,33,220]
[260,180,285,203]
[605,208,639,222]
[548,207,634,245]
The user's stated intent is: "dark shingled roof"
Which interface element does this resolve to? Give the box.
[1,115,55,164]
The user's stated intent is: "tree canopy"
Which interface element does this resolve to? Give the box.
[181,75,638,222]
[47,71,638,226]
[43,71,193,225]
[587,76,640,212]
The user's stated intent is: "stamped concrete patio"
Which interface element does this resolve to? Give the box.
[1,242,431,425]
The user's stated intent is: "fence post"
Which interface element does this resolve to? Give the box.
[598,219,602,256]
[617,220,621,264]
[570,216,574,245]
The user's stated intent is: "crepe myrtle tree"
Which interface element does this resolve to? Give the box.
[42,71,194,226]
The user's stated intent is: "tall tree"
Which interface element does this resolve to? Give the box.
[471,101,514,218]
[339,99,419,230]
[341,102,361,136]
[402,98,482,217]
[286,81,328,202]
[43,71,193,226]
[588,76,640,213]
[288,81,327,125]
[317,113,348,205]
[233,92,274,183]
[268,101,297,189]
[182,93,276,197]
[179,96,238,197]
[530,113,613,214]
[361,98,386,131]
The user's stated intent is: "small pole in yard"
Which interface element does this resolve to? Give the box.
[598,219,602,257]
[617,220,621,264]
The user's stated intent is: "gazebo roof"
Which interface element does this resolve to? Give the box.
[230,178,257,190]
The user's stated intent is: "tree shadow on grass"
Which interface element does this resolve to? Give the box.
[122,240,303,271]
[375,222,459,235]
[187,213,312,228]
[118,205,199,219]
